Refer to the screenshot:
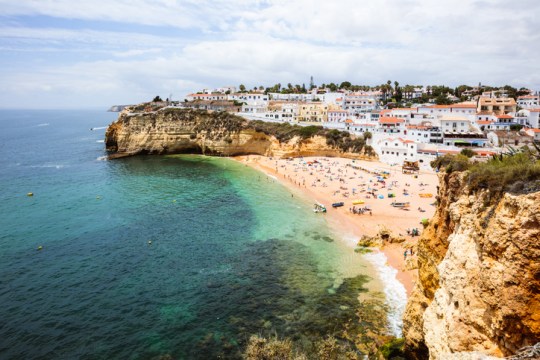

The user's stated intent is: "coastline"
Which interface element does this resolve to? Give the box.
[234,155,439,297]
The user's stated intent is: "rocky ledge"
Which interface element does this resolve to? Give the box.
[105,106,376,160]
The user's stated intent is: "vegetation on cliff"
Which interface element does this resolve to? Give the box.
[431,147,540,194]
[247,120,375,155]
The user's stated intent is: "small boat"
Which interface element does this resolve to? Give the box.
[313,203,327,213]
[419,193,433,198]
[391,201,410,208]
[332,202,345,208]
[352,199,364,205]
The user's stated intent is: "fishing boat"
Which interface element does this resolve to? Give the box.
[313,203,327,213]
[391,201,410,208]
[352,199,364,205]
[332,202,345,208]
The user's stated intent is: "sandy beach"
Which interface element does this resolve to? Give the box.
[235,155,439,296]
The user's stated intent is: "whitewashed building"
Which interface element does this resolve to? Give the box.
[517,95,539,109]
[376,137,418,164]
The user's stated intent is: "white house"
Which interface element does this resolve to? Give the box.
[376,137,418,165]
[327,108,348,123]
[228,93,269,104]
[514,109,540,128]
[440,115,472,133]
[268,93,314,102]
[517,95,539,109]
[417,103,476,119]
[185,93,227,101]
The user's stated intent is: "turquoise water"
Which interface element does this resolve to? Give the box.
[0,110,384,359]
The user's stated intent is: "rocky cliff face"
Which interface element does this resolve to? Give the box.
[105,107,374,160]
[403,172,540,359]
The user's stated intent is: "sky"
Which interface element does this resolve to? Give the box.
[0,0,539,109]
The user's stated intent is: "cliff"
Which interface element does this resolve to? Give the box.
[105,107,375,160]
[403,171,540,359]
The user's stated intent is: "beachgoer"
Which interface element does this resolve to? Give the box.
[404,251,407,260]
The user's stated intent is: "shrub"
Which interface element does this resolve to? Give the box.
[467,152,540,193]
[431,154,471,173]
[460,148,475,158]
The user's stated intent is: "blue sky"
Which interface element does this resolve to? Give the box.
[0,0,539,109]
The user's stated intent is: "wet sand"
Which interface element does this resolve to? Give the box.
[235,155,439,296]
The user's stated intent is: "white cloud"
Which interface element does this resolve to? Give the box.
[0,0,539,108]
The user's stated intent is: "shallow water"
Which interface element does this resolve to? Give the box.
[0,110,391,359]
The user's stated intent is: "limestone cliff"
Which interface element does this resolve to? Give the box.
[403,172,540,359]
[105,107,375,160]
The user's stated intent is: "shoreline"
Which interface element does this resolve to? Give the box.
[234,155,439,296]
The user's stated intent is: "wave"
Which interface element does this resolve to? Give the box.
[36,123,49,127]
[96,140,105,143]
[363,251,407,337]
[90,126,107,130]
[96,156,108,161]
[30,164,66,169]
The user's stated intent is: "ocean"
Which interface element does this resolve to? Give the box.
[0,110,403,359]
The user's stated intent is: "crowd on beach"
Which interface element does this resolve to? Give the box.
[240,155,439,294]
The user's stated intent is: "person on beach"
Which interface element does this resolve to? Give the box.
[404,250,408,260]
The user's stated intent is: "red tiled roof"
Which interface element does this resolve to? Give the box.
[497,114,514,119]
[379,116,405,124]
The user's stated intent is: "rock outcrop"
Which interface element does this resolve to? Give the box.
[105,107,375,160]
[403,172,540,359]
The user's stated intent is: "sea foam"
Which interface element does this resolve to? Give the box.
[363,251,407,337]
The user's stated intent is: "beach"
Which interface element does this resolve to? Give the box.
[235,155,439,295]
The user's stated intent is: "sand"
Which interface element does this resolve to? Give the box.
[235,155,439,296]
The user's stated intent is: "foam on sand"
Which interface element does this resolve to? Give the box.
[363,250,407,337]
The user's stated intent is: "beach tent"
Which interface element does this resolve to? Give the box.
[378,194,384,199]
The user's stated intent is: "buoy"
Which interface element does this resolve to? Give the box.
[96,196,101,199]
[148,240,152,245]
[37,246,43,251]
[27,192,34,197]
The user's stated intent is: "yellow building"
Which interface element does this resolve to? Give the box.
[477,97,517,115]
[298,103,328,122]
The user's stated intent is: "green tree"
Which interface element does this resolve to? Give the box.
[340,81,352,89]
[363,131,372,140]
[435,93,452,105]
[239,84,246,92]
[152,95,163,102]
